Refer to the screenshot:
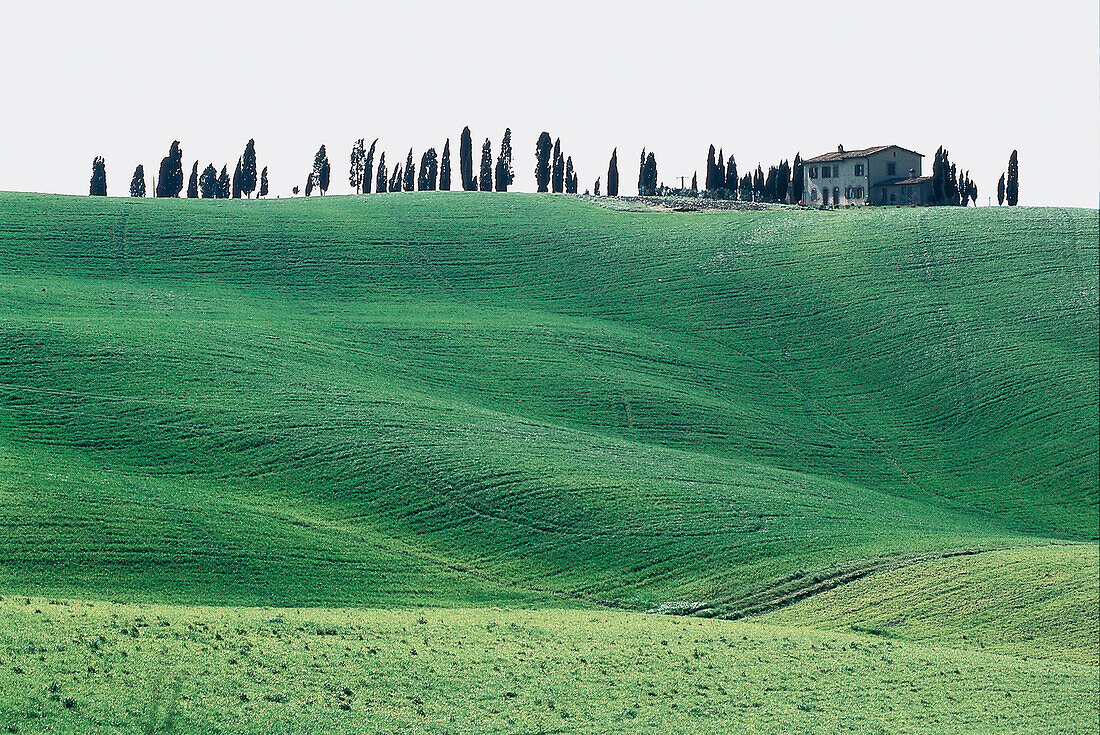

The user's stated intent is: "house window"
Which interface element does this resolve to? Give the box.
[887,163,897,175]
[833,187,840,203]
[854,164,864,176]
[855,187,864,198]
[832,166,840,178]
[821,166,831,179]
[809,166,818,179]
[845,187,853,199]
[810,188,818,201]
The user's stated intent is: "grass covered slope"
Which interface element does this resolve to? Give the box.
[0,192,1095,610]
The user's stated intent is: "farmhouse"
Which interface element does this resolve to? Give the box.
[803,145,932,206]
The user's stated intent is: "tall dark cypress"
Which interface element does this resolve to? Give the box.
[638,148,646,195]
[375,152,387,195]
[318,147,331,195]
[716,149,725,194]
[705,145,718,191]
[258,166,269,198]
[535,132,552,193]
[439,140,451,191]
[154,141,183,198]
[130,164,146,197]
[494,128,513,192]
[552,138,563,193]
[199,164,217,198]
[594,178,601,196]
[232,158,243,198]
[643,152,658,196]
[363,139,378,194]
[753,165,765,201]
[997,172,1006,205]
[764,166,777,202]
[931,146,946,204]
[89,156,107,196]
[186,161,198,198]
[690,171,698,193]
[791,153,804,204]
[389,165,402,192]
[739,174,752,202]
[1006,150,1019,206]
[403,148,416,191]
[606,148,619,196]
[418,151,430,190]
[726,155,738,198]
[241,139,258,197]
[459,126,475,191]
[777,160,791,204]
[479,138,493,191]
[422,148,438,190]
[946,162,959,205]
[565,157,576,194]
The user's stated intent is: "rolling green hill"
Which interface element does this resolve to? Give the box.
[0,191,1096,732]
[0,192,1095,611]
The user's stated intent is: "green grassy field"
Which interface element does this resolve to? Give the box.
[0,191,1096,732]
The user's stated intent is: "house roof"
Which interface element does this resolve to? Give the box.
[804,145,924,163]
[875,176,933,187]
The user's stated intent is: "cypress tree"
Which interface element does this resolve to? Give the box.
[642,152,658,196]
[764,166,777,202]
[997,172,1006,205]
[705,145,718,192]
[349,138,365,194]
[691,171,698,193]
[946,162,959,205]
[217,165,230,199]
[931,146,945,204]
[459,126,475,191]
[791,153,804,204]
[494,128,513,192]
[565,157,576,194]
[232,158,243,198]
[130,164,146,197]
[1006,150,1019,206]
[594,177,601,196]
[154,141,183,198]
[552,138,564,193]
[726,155,738,199]
[418,151,429,190]
[716,149,725,196]
[241,139,257,197]
[479,138,493,191]
[186,161,198,198]
[318,147,331,195]
[535,132,552,193]
[89,156,107,196]
[199,164,217,198]
[420,148,438,190]
[376,152,387,195]
[753,165,765,201]
[403,148,416,191]
[363,139,378,194]
[638,148,646,195]
[968,178,978,206]
[439,140,451,191]
[259,166,269,198]
[606,148,619,196]
[305,173,315,197]
[739,174,752,202]
[389,165,402,193]
[777,160,791,203]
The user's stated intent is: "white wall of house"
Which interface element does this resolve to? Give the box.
[805,157,869,205]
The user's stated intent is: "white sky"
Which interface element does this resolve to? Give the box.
[1,0,1096,206]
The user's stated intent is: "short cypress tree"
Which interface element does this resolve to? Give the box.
[363,139,378,194]
[551,139,564,193]
[1006,150,1019,206]
[389,165,402,193]
[691,171,698,193]
[753,165,765,201]
[535,133,552,193]
[375,152,387,194]
[154,141,183,197]
[726,155,738,199]
[349,138,365,194]
[318,147,331,195]
[305,173,315,197]
[594,177,601,196]
[739,173,752,202]
[494,128,513,192]
[403,149,416,191]
[439,140,451,191]
[459,126,475,191]
[258,166,269,198]
[198,164,217,198]
[89,157,107,196]
[791,153,804,203]
[241,139,258,197]
[130,164,146,197]
[479,138,493,191]
[997,172,1006,205]
[606,148,619,196]
[946,162,959,205]
[642,152,658,196]
[421,148,438,190]
[217,165,231,199]
[186,161,199,198]
[638,148,646,195]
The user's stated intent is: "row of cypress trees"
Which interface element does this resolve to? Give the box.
[996,151,1019,206]
[92,140,269,199]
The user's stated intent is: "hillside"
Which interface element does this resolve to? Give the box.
[0,192,1095,616]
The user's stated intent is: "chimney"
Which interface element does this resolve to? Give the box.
[837,144,844,154]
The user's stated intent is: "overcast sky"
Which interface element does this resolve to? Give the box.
[1,0,1096,206]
